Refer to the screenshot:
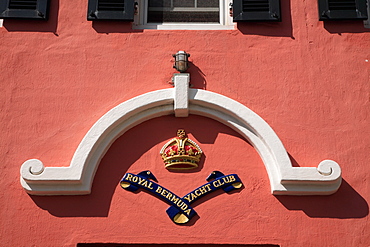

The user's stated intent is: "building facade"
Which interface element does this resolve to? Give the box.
[1,0,369,246]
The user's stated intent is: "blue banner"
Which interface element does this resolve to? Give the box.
[120,171,242,224]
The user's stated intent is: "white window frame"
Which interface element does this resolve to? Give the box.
[364,0,370,28]
[133,0,235,30]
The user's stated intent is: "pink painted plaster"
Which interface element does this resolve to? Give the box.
[0,0,369,246]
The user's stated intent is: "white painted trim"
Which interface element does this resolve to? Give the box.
[133,23,236,30]
[364,0,370,28]
[174,73,189,117]
[132,0,235,30]
[20,74,342,195]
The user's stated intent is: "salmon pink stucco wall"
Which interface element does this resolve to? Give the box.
[0,0,369,246]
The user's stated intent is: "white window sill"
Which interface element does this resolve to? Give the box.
[132,23,236,30]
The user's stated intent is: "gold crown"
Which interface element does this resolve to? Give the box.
[160,129,202,170]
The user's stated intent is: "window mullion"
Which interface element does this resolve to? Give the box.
[220,0,225,25]
[135,0,235,30]
[143,0,148,25]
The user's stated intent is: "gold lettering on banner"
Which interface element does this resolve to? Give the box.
[198,186,207,194]
[156,186,162,194]
[125,174,133,181]
[120,174,133,189]
[176,200,184,208]
[127,175,154,189]
[154,186,192,214]
[147,182,154,190]
[141,180,148,187]
[138,177,145,185]
[140,180,153,189]
[213,179,225,188]
[161,189,168,197]
[180,202,188,210]
[121,172,242,224]
[223,176,230,183]
[170,195,179,204]
[184,209,191,216]
[213,175,237,187]
[212,180,217,187]
[199,184,210,194]
[166,191,173,199]
[183,194,191,203]
[191,193,197,202]
[183,183,214,203]
[205,184,212,191]
[183,193,197,203]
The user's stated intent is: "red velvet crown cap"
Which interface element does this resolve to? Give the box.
[160,129,202,170]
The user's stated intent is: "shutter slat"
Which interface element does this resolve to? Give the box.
[87,0,134,21]
[0,0,49,20]
[98,0,125,11]
[328,0,356,10]
[9,0,38,9]
[243,0,270,12]
[318,0,368,20]
[234,0,280,21]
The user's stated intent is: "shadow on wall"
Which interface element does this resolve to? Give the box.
[236,0,293,38]
[276,179,369,218]
[92,21,143,33]
[323,20,370,33]
[3,0,59,34]
[188,62,207,90]
[29,120,175,217]
[28,114,368,220]
[78,245,279,247]
[284,155,368,218]
[29,115,246,217]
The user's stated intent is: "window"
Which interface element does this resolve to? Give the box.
[87,0,135,21]
[87,0,282,28]
[318,0,368,20]
[233,0,281,22]
[133,0,235,30]
[147,0,220,23]
[0,0,50,20]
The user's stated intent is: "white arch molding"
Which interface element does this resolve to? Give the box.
[20,74,342,195]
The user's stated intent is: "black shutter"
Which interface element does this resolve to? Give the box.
[0,0,49,20]
[233,0,281,22]
[318,0,368,20]
[87,0,135,21]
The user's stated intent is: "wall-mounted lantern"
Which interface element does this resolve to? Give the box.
[173,51,190,73]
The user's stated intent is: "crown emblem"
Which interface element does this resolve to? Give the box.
[160,129,203,170]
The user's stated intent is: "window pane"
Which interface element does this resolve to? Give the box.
[147,0,219,23]
[173,0,194,7]
[197,0,219,7]
[149,0,171,7]
[147,11,219,22]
